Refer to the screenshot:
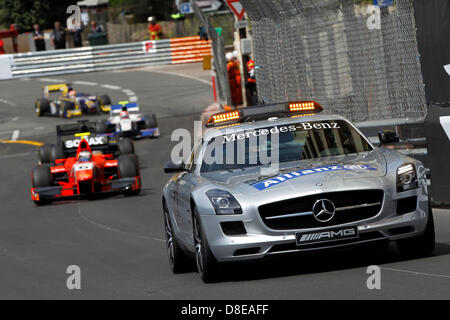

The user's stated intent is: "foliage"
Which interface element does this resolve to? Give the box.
[109,0,175,22]
[0,0,73,32]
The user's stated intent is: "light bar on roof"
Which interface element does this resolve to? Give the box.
[208,110,240,125]
[288,101,321,112]
[205,101,324,128]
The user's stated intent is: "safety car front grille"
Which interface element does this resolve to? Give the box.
[259,190,384,230]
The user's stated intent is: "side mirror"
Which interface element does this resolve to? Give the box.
[378,130,399,146]
[164,160,187,173]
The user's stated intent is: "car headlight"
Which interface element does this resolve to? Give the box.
[206,189,242,215]
[397,163,418,192]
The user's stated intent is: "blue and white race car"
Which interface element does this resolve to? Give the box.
[95,102,160,139]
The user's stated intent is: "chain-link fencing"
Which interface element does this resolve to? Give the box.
[193,1,232,106]
[240,0,427,122]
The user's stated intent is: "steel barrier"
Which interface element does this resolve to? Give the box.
[2,36,212,79]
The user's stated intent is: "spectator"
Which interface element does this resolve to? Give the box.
[198,27,208,41]
[90,21,103,34]
[70,26,83,48]
[148,16,163,40]
[32,24,46,51]
[51,21,66,50]
[0,39,5,54]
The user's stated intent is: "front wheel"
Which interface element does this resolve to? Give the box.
[98,95,111,113]
[193,207,220,283]
[396,204,435,258]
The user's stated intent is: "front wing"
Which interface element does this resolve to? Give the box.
[31,176,141,202]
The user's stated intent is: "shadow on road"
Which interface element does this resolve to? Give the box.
[214,242,450,283]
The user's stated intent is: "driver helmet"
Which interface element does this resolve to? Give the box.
[78,151,91,162]
[120,106,129,119]
[69,89,77,98]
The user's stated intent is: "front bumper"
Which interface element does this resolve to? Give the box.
[199,189,428,262]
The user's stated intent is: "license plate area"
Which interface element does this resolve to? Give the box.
[295,226,359,246]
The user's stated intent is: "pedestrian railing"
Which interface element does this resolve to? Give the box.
[6,36,211,79]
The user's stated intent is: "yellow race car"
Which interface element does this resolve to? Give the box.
[35,84,112,118]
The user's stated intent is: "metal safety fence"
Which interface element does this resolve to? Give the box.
[193,1,232,106]
[2,36,211,79]
[240,0,427,123]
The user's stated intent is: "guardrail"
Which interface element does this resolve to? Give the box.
[3,36,211,79]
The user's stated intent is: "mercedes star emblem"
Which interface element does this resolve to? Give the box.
[312,199,336,223]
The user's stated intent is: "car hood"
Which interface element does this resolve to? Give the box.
[200,150,387,195]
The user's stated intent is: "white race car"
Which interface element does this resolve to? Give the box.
[96,102,160,139]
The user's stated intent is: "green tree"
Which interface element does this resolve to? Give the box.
[110,0,175,22]
[0,0,73,32]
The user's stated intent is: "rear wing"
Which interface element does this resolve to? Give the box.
[56,121,116,156]
[111,102,139,115]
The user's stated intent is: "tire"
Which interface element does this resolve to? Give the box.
[51,142,65,162]
[163,200,192,273]
[118,155,140,196]
[35,98,50,117]
[96,119,107,134]
[39,145,52,164]
[118,155,137,178]
[144,113,158,129]
[32,166,52,188]
[396,203,435,258]
[118,138,134,155]
[193,206,221,283]
[59,101,73,118]
[98,95,111,113]
[127,154,140,172]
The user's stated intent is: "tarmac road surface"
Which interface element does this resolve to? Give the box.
[0,65,449,299]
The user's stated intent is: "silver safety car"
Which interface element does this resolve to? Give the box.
[162,101,435,283]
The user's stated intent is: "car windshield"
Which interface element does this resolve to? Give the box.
[200,120,373,172]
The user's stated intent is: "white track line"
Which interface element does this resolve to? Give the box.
[101,84,122,90]
[381,267,450,280]
[147,69,212,86]
[38,78,66,83]
[0,98,17,106]
[73,80,98,86]
[11,130,20,141]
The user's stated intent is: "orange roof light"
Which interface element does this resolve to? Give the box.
[288,101,322,112]
[208,110,240,125]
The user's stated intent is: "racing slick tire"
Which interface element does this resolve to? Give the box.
[144,113,158,129]
[51,142,65,162]
[38,145,53,164]
[95,119,107,134]
[163,200,193,274]
[193,206,221,283]
[118,155,140,196]
[396,204,435,258]
[118,155,137,178]
[59,101,73,119]
[35,98,50,117]
[32,166,52,205]
[98,95,111,113]
[118,138,135,155]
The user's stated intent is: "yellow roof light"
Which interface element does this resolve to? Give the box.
[288,101,322,112]
[207,110,240,126]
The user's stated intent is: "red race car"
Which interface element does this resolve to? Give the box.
[31,137,141,205]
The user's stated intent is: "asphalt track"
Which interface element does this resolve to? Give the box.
[1,65,450,299]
